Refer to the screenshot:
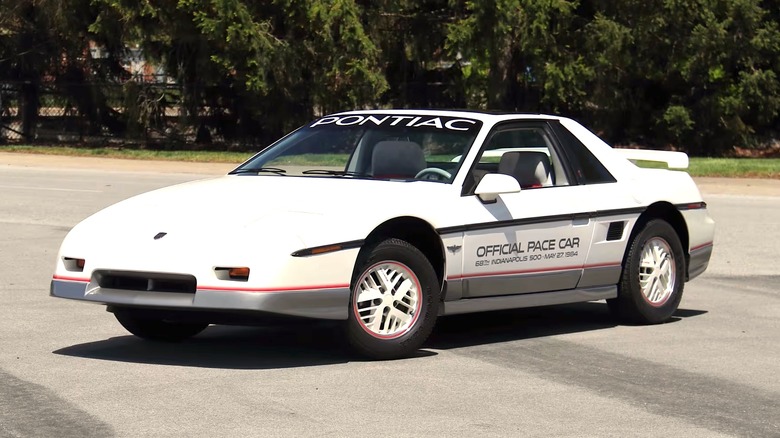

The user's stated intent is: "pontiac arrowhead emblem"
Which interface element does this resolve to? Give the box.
[153,232,167,240]
[446,245,462,254]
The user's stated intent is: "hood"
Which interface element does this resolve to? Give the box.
[65,175,453,254]
[91,174,451,222]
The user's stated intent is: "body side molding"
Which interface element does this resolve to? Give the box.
[436,207,646,235]
[441,286,617,315]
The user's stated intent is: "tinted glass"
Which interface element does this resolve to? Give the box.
[553,122,616,184]
[463,123,570,194]
[233,114,482,183]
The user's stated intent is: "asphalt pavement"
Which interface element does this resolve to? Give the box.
[0,154,778,437]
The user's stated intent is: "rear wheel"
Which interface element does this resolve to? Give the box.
[608,219,685,324]
[347,238,440,359]
[114,311,209,341]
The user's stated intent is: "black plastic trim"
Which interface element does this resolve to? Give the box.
[606,221,626,241]
[437,207,646,235]
[291,239,365,257]
[549,121,617,185]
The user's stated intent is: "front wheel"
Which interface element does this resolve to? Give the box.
[114,311,209,341]
[348,238,440,359]
[608,219,686,324]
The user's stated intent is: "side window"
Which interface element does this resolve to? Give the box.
[465,123,570,194]
[552,122,616,184]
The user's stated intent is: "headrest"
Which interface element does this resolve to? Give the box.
[371,141,427,178]
[497,151,551,188]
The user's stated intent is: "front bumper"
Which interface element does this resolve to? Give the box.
[50,278,350,320]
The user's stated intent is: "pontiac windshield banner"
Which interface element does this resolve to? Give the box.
[311,115,481,132]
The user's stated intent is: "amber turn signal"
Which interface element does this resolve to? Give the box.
[311,245,342,255]
[63,257,86,272]
[228,267,250,279]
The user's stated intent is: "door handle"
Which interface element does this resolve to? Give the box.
[572,214,590,226]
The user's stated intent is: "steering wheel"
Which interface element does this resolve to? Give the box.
[415,167,452,181]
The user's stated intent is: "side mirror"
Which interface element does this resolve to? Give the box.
[474,173,521,202]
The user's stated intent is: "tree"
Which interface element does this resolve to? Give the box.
[2,0,778,153]
[582,0,780,154]
[446,0,592,113]
[90,0,386,143]
[361,0,465,108]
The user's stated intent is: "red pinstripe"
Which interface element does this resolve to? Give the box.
[690,241,714,251]
[197,283,350,293]
[52,275,90,282]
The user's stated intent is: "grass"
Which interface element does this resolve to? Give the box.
[633,158,780,178]
[267,153,459,166]
[0,145,254,163]
[687,158,780,178]
[266,153,349,167]
[1,145,778,178]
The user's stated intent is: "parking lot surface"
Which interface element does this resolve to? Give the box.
[1,154,778,437]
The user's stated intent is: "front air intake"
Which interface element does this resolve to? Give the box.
[93,270,196,294]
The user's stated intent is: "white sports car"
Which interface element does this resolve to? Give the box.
[52,110,715,359]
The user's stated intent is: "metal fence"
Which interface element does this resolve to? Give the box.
[0,72,464,149]
[0,80,263,149]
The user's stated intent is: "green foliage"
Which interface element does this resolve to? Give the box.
[446,0,590,111]
[581,0,780,154]
[0,0,778,153]
[661,105,695,140]
[83,0,387,139]
[181,0,278,92]
[271,0,387,114]
[633,157,780,178]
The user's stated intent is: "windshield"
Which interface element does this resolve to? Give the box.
[231,114,483,183]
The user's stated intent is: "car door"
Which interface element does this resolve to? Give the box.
[456,121,601,298]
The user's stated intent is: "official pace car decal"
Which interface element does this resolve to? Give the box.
[311,114,481,132]
[473,237,581,267]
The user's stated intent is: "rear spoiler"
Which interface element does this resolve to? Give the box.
[614,149,689,169]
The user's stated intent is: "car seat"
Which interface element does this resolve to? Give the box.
[371,141,427,179]
[497,151,551,188]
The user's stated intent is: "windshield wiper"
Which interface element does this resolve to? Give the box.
[302,169,370,178]
[230,167,287,175]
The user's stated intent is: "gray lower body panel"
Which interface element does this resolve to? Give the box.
[50,279,350,320]
[577,264,622,288]
[463,270,581,298]
[444,279,464,301]
[688,244,713,281]
[442,286,617,316]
